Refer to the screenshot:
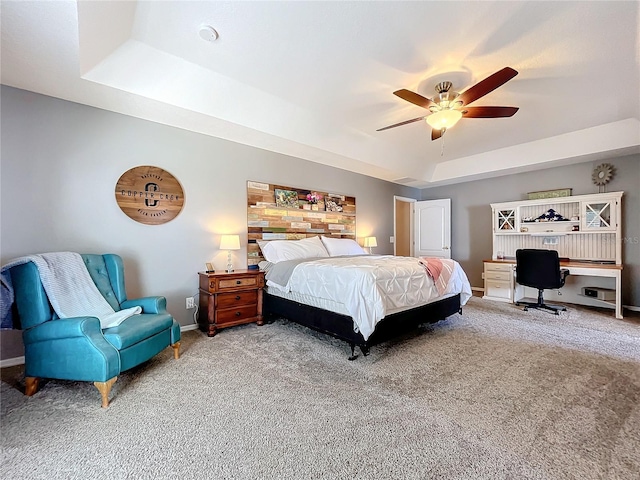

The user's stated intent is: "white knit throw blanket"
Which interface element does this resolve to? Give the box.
[2,252,140,329]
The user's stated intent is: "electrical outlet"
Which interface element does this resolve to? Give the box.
[186,297,195,309]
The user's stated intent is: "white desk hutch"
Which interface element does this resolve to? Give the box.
[483,191,624,318]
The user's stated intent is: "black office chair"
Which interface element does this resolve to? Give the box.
[515,249,570,315]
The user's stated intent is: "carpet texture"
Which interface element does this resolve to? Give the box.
[1,297,639,479]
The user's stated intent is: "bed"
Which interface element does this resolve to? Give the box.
[259,236,472,359]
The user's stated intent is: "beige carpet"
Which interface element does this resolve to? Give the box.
[1,297,639,479]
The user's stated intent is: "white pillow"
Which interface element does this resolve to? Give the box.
[257,236,329,264]
[320,236,367,256]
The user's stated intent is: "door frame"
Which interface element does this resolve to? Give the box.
[393,196,417,256]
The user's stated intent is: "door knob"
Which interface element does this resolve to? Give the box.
[443,246,450,250]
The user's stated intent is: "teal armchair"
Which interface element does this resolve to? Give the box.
[9,254,181,407]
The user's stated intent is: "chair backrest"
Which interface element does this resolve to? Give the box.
[10,254,127,330]
[82,254,127,310]
[516,249,563,290]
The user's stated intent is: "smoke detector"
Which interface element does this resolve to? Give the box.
[198,25,219,42]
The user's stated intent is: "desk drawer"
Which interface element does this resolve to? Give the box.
[484,271,512,281]
[486,280,513,300]
[485,262,513,272]
[216,305,258,325]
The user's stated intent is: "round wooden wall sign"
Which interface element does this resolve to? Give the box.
[115,166,185,225]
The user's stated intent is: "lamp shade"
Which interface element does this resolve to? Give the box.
[363,237,377,248]
[220,234,240,250]
[426,109,462,130]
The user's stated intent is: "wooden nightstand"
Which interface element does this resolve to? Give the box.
[198,270,265,337]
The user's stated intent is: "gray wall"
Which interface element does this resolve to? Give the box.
[0,86,418,360]
[421,155,640,306]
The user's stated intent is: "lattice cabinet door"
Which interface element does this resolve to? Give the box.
[582,200,617,232]
[495,208,517,232]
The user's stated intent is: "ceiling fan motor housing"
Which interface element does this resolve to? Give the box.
[435,81,453,94]
[431,81,460,112]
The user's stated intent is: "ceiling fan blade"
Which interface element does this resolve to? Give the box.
[393,89,436,109]
[457,67,518,106]
[431,128,443,141]
[462,106,519,118]
[376,116,425,132]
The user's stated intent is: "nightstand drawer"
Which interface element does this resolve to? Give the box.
[486,280,513,300]
[217,291,258,309]
[218,277,258,290]
[216,305,258,324]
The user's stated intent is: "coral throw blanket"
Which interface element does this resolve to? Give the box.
[418,257,456,296]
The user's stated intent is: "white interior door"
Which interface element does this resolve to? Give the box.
[414,198,451,258]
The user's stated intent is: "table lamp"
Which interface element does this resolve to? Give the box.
[220,234,240,273]
[364,236,377,254]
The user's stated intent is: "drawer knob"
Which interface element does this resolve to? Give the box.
[235,311,241,317]
[235,295,241,300]
[236,280,242,285]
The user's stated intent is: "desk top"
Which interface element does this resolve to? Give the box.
[484,259,623,270]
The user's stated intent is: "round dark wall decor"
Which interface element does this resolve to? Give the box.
[115,166,185,225]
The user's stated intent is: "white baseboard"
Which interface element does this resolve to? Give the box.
[0,356,25,368]
[180,324,199,332]
[624,305,640,312]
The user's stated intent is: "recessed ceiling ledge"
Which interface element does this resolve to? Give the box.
[428,118,640,184]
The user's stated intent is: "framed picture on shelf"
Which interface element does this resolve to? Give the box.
[325,194,344,212]
[527,188,572,200]
[274,189,300,208]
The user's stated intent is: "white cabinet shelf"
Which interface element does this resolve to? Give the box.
[529,232,568,237]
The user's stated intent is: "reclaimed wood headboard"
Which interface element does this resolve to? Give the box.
[246,180,356,266]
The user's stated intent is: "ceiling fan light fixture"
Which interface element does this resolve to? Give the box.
[426,109,462,130]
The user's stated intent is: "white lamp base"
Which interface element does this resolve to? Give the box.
[226,251,234,273]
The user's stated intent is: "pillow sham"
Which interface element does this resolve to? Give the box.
[320,236,367,256]
[257,236,329,264]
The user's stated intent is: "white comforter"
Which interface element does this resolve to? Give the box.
[270,255,472,341]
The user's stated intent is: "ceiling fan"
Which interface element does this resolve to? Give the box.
[378,67,519,140]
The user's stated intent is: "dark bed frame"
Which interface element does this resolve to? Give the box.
[263,292,462,359]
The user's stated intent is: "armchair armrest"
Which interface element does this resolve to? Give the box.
[121,296,167,314]
[22,317,120,382]
[23,316,102,344]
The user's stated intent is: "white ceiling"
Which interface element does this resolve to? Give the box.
[2,1,639,188]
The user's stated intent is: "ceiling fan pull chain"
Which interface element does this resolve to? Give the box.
[440,130,446,156]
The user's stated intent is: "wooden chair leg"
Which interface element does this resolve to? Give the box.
[94,377,117,408]
[171,342,181,360]
[24,377,39,396]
